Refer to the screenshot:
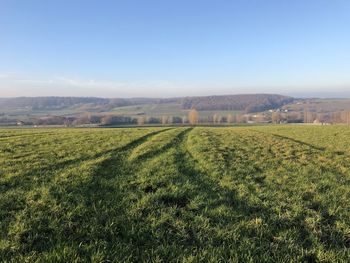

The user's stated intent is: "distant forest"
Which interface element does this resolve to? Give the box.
[180,94,293,112]
[0,94,293,113]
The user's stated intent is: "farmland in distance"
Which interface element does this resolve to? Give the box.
[1,126,350,262]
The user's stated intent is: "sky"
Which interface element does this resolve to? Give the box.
[1,0,350,98]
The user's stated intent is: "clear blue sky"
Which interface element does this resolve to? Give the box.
[1,0,350,97]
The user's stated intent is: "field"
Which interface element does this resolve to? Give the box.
[283,99,350,113]
[1,102,243,121]
[110,103,242,118]
[1,126,350,262]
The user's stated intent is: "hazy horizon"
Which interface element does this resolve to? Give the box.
[1,0,350,98]
[1,89,350,99]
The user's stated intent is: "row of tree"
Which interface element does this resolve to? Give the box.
[274,111,350,124]
[330,111,350,124]
[8,109,350,127]
[188,110,350,125]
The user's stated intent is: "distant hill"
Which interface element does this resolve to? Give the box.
[0,94,293,113]
[0,97,159,111]
[179,94,293,112]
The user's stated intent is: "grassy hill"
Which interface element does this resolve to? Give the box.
[1,126,350,261]
[0,94,292,116]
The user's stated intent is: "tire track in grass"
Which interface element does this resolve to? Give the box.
[1,128,171,261]
[250,129,350,178]
[131,129,280,260]
[82,128,221,261]
[217,128,350,179]
[174,128,334,261]
[254,126,350,169]
[174,129,274,216]
[100,128,224,261]
[1,129,171,195]
[251,129,347,155]
[200,128,350,255]
[48,127,348,261]
[31,127,350,261]
[4,127,350,261]
[117,128,193,202]
[242,130,350,251]
[48,127,175,260]
[2,128,170,199]
[128,128,191,163]
[136,128,308,261]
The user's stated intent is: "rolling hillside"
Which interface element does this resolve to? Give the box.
[1,126,350,261]
[0,94,293,114]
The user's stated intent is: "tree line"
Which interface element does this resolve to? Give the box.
[5,108,350,127]
[181,94,293,112]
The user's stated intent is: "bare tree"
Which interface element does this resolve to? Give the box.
[227,114,234,124]
[272,112,281,124]
[213,114,222,124]
[340,111,350,125]
[332,112,340,124]
[188,108,199,125]
[160,116,173,125]
[161,116,168,125]
[236,114,244,123]
[137,116,145,125]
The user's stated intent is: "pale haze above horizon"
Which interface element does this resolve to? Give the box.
[1,0,350,98]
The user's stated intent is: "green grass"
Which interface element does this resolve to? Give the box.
[283,98,350,113]
[111,103,186,117]
[3,102,243,121]
[110,103,242,118]
[0,126,349,262]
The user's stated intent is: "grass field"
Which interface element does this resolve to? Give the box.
[110,103,242,118]
[283,99,350,113]
[2,102,243,120]
[1,126,350,262]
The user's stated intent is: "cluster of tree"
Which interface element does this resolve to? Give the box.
[14,113,188,126]
[271,111,336,124]
[301,111,350,124]
[270,111,303,124]
[0,117,17,126]
[0,111,285,127]
[330,111,350,124]
[7,108,350,127]
[180,94,293,113]
[136,116,185,125]
[186,109,290,124]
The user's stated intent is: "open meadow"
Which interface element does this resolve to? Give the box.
[1,126,350,262]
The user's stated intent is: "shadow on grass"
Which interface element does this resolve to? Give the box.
[3,127,349,262]
[172,129,349,257]
[1,129,171,260]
